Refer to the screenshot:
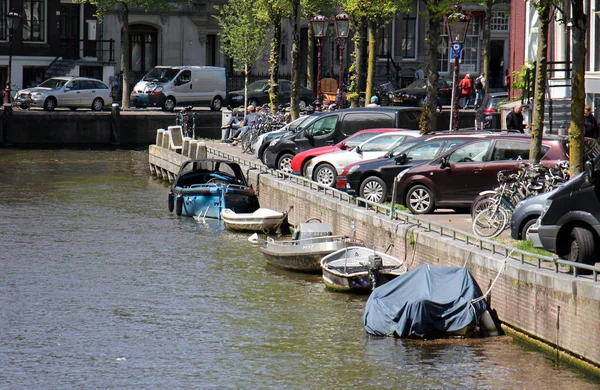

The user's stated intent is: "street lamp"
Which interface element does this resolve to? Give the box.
[310,10,329,112]
[444,4,470,131]
[4,9,22,107]
[333,9,350,108]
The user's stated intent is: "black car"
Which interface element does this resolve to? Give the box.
[475,91,508,130]
[262,107,422,173]
[227,80,314,110]
[391,79,452,107]
[335,134,488,203]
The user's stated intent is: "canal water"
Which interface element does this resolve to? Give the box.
[1,149,598,389]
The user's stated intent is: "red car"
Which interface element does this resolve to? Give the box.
[290,128,407,176]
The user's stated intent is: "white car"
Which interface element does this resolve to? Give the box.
[305,131,421,187]
[14,76,112,111]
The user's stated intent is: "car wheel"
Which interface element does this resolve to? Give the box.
[277,153,294,174]
[163,97,176,111]
[521,218,538,241]
[406,184,435,214]
[314,163,337,187]
[43,97,57,111]
[91,97,104,111]
[248,98,258,107]
[210,96,223,111]
[564,227,596,272]
[359,176,387,203]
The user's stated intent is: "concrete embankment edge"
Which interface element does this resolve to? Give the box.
[149,143,600,371]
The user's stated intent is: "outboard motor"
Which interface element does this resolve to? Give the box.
[368,254,383,290]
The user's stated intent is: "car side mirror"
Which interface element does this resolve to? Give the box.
[355,146,362,154]
[394,153,407,164]
[585,160,595,184]
[440,156,450,169]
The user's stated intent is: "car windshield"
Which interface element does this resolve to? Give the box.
[38,79,68,89]
[405,80,427,89]
[287,116,311,132]
[143,68,179,82]
[246,80,269,92]
[388,138,424,157]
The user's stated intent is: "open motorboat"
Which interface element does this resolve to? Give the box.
[320,246,407,293]
[168,159,260,219]
[221,208,290,233]
[259,219,351,273]
[364,264,498,338]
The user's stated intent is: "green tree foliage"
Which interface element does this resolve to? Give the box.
[76,0,188,109]
[342,0,409,105]
[214,1,268,109]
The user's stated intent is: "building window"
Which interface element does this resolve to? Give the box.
[595,2,600,72]
[377,24,391,57]
[438,25,449,73]
[129,24,157,78]
[0,0,8,41]
[438,16,482,75]
[400,2,418,59]
[207,34,217,66]
[23,0,46,42]
[80,66,103,81]
[490,11,509,32]
[23,66,46,88]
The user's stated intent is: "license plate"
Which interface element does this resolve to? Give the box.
[394,99,403,103]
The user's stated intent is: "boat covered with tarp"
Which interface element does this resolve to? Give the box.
[364,264,497,338]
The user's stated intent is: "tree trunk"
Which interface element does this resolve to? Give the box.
[568,0,587,175]
[268,21,282,111]
[482,0,492,93]
[365,22,376,105]
[529,3,551,163]
[290,0,301,120]
[422,17,441,134]
[348,21,363,108]
[120,3,130,109]
[306,26,314,93]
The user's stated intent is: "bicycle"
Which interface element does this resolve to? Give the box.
[175,106,196,139]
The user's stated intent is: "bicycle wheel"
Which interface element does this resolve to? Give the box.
[471,194,497,218]
[472,206,509,238]
[241,130,256,154]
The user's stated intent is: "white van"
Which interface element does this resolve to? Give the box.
[131,66,226,111]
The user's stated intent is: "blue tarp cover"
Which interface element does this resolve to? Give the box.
[364,264,488,338]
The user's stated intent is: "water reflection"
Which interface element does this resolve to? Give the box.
[0,149,597,389]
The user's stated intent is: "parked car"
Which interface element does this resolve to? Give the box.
[254,114,316,164]
[475,91,508,130]
[290,128,403,177]
[263,107,422,173]
[130,66,226,111]
[395,134,571,214]
[14,76,111,111]
[305,131,421,187]
[390,78,452,107]
[336,134,488,203]
[509,190,555,241]
[528,155,600,269]
[227,80,314,111]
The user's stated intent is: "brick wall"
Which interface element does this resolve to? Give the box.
[249,170,600,367]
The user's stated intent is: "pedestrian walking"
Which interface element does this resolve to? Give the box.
[584,104,600,140]
[474,73,486,109]
[458,74,473,109]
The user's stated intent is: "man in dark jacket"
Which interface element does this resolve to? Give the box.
[506,102,525,133]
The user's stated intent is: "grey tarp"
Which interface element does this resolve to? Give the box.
[363,264,488,338]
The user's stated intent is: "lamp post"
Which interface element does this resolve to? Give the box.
[333,9,349,108]
[310,10,329,112]
[4,9,21,107]
[444,5,470,131]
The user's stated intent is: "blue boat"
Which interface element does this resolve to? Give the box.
[168,159,260,219]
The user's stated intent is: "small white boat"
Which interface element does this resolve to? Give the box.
[221,208,287,233]
[321,246,407,293]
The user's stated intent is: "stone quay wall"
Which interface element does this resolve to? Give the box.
[149,141,600,370]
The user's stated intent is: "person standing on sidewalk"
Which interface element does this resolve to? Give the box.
[458,74,473,109]
[474,73,486,109]
[506,102,526,133]
[584,104,600,140]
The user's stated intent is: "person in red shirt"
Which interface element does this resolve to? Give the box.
[458,74,473,109]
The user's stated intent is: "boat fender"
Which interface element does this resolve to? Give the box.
[168,191,175,212]
[175,195,184,216]
[248,232,259,243]
[480,310,498,337]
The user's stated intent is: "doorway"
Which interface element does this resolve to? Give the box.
[59,4,81,59]
[489,40,505,89]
